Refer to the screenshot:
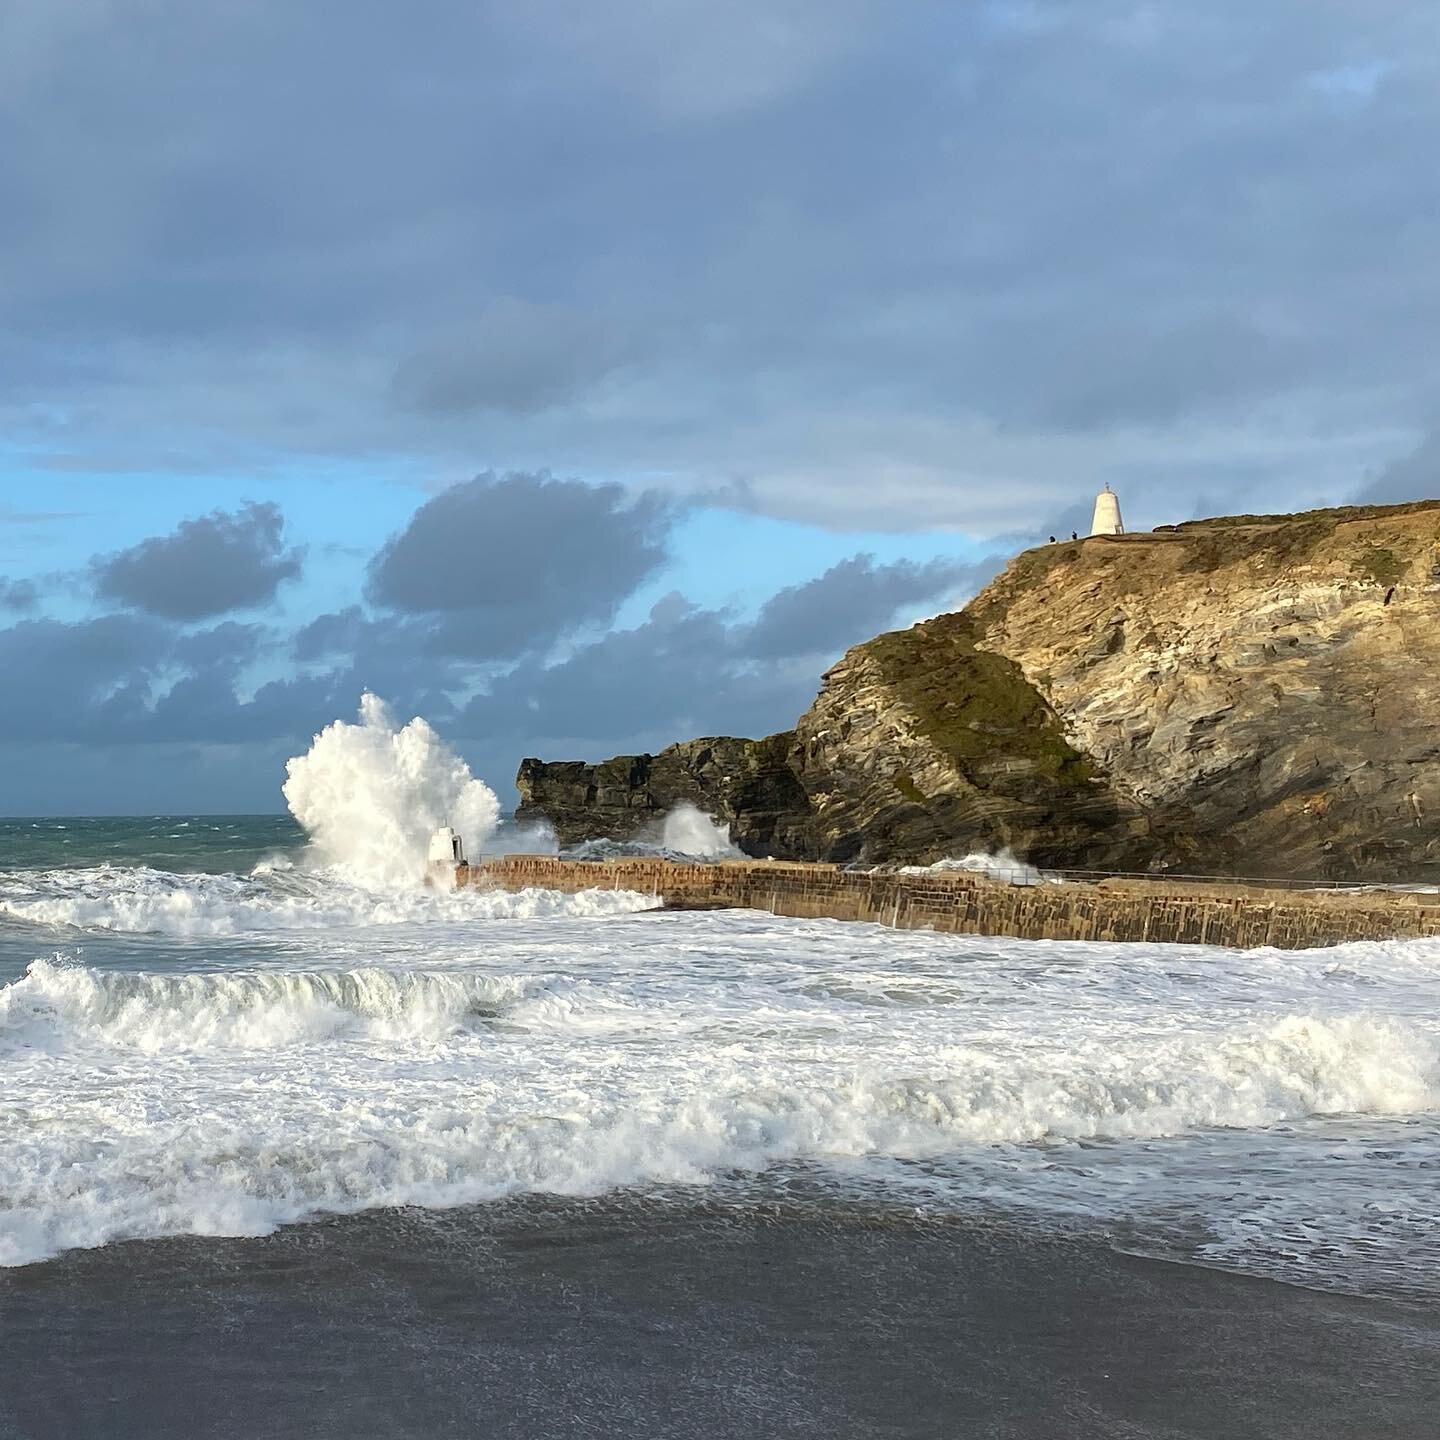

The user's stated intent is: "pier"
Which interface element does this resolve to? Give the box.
[459,856,1440,951]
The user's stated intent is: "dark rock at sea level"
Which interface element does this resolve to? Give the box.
[516,735,813,858]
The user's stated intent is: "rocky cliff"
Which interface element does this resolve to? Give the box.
[516,499,1440,880]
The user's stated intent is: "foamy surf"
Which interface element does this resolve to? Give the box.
[6,784,1440,1301]
[0,958,556,1051]
[2,1013,1435,1268]
[0,865,655,936]
[3,916,1439,1276]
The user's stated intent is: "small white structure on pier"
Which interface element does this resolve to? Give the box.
[426,825,465,888]
[1089,484,1124,536]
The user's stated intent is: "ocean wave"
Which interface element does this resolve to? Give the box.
[0,958,600,1051]
[0,864,656,936]
[282,692,502,887]
[3,1008,1433,1265]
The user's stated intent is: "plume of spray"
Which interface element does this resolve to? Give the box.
[282,694,500,888]
[901,848,1051,886]
[657,803,741,859]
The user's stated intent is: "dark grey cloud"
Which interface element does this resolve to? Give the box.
[1355,430,1440,504]
[170,621,267,673]
[366,472,674,658]
[0,577,39,611]
[459,545,978,756]
[0,514,975,807]
[746,554,982,659]
[293,606,374,663]
[392,301,633,416]
[292,607,464,717]
[0,610,342,751]
[0,615,172,742]
[141,672,350,747]
[93,502,304,620]
[5,2,1439,531]
[461,594,816,747]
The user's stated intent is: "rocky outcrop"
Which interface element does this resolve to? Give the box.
[517,499,1440,881]
[516,734,812,856]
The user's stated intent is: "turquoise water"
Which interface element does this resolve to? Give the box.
[0,815,304,874]
[0,816,307,983]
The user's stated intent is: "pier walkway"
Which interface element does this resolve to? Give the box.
[460,856,1440,951]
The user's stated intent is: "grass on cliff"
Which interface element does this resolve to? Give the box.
[983,500,1440,601]
[1352,546,1407,587]
[865,615,1095,787]
[893,769,926,804]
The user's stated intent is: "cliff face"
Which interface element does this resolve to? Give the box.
[517,499,1440,880]
[785,611,1153,867]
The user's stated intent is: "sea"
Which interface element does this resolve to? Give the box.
[2,705,1439,1437]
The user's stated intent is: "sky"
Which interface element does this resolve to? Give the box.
[3,0,1439,813]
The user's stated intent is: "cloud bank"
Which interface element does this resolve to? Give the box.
[0,483,980,809]
[3,2,1437,532]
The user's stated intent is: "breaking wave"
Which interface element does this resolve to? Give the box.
[283,693,501,888]
[0,958,641,1052]
[2,996,1435,1265]
[564,804,742,862]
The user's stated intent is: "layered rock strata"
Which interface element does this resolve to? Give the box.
[517,500,1440,880]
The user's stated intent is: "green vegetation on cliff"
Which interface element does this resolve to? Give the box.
[864,613,1094,787]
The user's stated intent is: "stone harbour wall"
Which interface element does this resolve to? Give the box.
[459,857,1440,951]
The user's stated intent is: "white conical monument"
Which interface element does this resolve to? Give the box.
[426,824,466,888]
[1089,484,1124,536]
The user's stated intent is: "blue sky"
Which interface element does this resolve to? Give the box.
[3,1,1438,812]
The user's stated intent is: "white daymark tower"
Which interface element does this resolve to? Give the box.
[1089,484,1124,536]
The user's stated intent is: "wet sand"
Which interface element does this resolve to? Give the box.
[3,1197,1437,1439]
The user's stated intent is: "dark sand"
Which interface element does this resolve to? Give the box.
[2,1197,1436,1439]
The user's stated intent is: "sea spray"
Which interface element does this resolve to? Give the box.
[657,803,741,859]
[283,693,500,887]
[563,804,743,861]
[901,849,1052,886]
[0,867,655,935]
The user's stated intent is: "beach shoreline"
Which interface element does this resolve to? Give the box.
[3,1196,1436,1440]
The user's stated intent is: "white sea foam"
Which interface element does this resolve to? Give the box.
[4,909,1440,1274]
[0,958,635,1052]
[0,865,655,936]
[282,693,501,887]
[901,849,1052,885]
[1,1004,1433,1268]
[6,850,1440,1295]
